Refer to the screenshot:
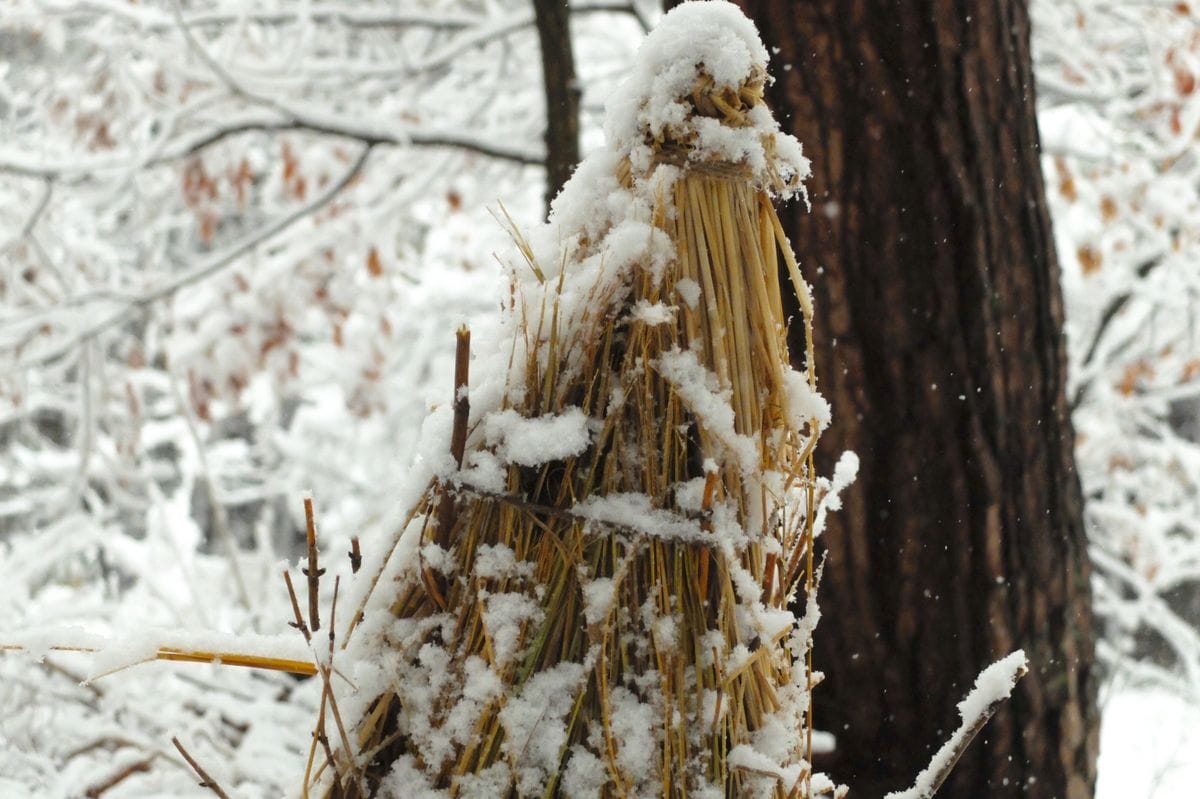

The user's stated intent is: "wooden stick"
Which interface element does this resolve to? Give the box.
[450,325,471,469]
[303,497,325,633]
[436,325,472,549]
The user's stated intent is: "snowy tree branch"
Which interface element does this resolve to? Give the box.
[885,652,1029,799]
[7,145,373,370]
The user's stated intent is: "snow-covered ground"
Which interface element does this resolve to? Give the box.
[1097,684,1200,799]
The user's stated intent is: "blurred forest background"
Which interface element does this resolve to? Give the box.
[1,1,1198,796]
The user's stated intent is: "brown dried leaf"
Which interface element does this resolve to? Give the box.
[1175,65,1196,97]
[1055,157,1077,202]
[1077,244,1102,275]
[1100,195,1118,222]
[282,142,298,183]
[199,213,217,245]
[1181,358,1200,382]
[1117,360,1154,396]
[367,247,384,278]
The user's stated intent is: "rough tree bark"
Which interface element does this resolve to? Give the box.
[533,0,581,216]
[718,1,1100,797]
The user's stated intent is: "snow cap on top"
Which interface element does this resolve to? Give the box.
[604,0,808,191]
[632,1,768,91]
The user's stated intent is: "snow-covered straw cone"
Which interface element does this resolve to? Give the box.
[319,4,853,797]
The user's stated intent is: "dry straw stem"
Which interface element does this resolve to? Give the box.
[318,67,829,798]
[0,642,317,678]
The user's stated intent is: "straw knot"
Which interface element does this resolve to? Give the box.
[643,65,768,156]
[689,65,767,128]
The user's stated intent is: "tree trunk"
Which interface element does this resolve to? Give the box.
[724,1,1100,796]
[533,0,581,216]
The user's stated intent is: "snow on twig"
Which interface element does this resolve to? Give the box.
[885,651,1030,799]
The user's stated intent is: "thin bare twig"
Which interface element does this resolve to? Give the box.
[171,737,232,799]
[284,570,311,643]
[171,1,544,167]
[29,2,479,32]
[27,1,642,35]
[303,496,325,633]
[0,178,53,254]
[84,758,154,798]
[0,118,540,180]
[300,573,362,795]
[168,369,253,610]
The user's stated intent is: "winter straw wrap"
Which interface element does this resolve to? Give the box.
[317,4,850,797]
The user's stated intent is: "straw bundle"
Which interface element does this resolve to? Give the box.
[317,4,846,797]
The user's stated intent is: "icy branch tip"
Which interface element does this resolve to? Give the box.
[957,649,1028,722]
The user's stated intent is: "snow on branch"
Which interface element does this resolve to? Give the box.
[885,651,1029,799]
[6,145,373,370]
[1035,0,1200,701]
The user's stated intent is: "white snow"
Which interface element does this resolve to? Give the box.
[484,407,591,467]
[561,747,607,799]
[956,650,1029,724]
[473,543,534,581]
[655,347,760,473]
[630,298,677,326]
[2,626,314,682]
[581,576,617,626]
[783,367,831,433]
[574,491,705,542]
[1096,683,1200,799]
[674,277,701,310]
[498,662,587,796]
[608,686,659,782]
[481,591,544,667]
